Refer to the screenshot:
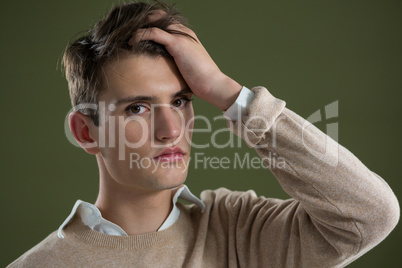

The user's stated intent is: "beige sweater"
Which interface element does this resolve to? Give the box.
[9,87,399,268]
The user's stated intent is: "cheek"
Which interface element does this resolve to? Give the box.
[104,118,150,148]
[123,120,150,145]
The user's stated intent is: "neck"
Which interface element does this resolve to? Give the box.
[95,161,174,236]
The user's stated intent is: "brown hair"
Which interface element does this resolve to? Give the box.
[63,1,193,126]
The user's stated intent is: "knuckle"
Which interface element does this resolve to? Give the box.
[147,27,158,36]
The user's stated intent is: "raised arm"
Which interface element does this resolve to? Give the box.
[224,87,400,267]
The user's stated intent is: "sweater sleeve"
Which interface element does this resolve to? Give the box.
[226,86,400,267]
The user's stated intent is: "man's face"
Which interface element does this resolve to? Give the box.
[92,54,194,193]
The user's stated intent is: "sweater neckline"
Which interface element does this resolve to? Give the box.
[64,204,188,250]
[57,185,205,239]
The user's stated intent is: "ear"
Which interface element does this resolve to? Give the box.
[69,111,99,155]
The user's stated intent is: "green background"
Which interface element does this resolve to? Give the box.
[1,0,401,266]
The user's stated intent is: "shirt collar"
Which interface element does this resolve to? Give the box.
[57,185,204,238]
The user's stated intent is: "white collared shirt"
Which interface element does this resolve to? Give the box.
[58,185,205,238]
[58,86,255,238]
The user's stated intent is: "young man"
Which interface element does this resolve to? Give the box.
[9,1,399,267]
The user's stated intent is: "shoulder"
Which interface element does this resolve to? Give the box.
[199,187,288,215]
[7,231,70,268]
[180,187,296,222]
[200,187,255,204]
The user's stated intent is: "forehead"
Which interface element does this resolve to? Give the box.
[99,54,187,102]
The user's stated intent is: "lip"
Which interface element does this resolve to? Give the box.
[153,147,185,162]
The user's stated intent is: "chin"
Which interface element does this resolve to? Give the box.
[145,167,188,190]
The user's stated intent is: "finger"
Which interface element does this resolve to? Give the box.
[146,10,187,33]
[166,23,197,40]
[129,27,173,46]
[147,10,167,23]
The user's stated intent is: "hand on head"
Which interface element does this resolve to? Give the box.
[129,15,242,111]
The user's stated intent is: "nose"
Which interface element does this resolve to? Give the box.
[154,106,182,143]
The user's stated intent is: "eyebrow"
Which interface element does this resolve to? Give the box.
[114,88,192,106]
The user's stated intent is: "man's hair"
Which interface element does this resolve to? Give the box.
[63,1,192,126]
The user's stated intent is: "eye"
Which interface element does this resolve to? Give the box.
[125,104,148,115]
[172,97,192,109]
